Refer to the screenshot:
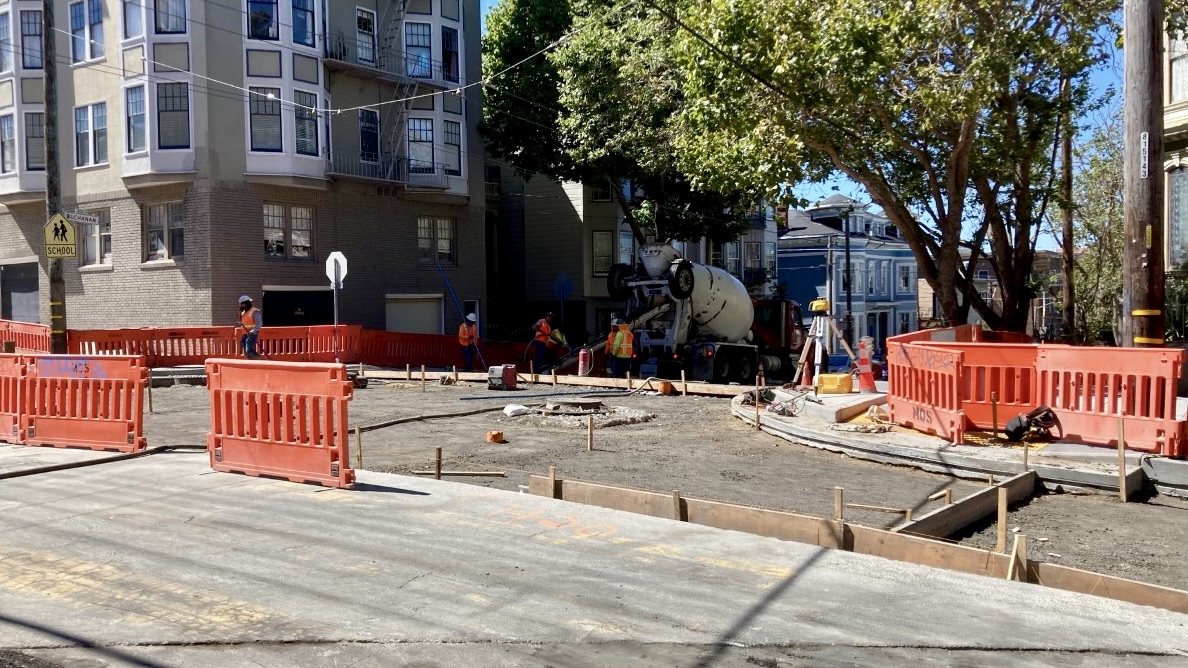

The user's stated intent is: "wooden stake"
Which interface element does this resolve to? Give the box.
[421,365,426,392]
[146,372,154,414]
[833,486,844,522]
[680,369,687,396]
[626,371,632,391]
[406,363,411,381]
[1118,417,1128,502]
[672,490,682,520]
[1007,533,1028,581]
[530,361,536,384]
[452,365,458,383]
[996,486,1008,553]
[754,377,761,430]
[358,362,365,378]
[548,465,558,499]
[1022,441,1029,471]
[990,391,999,438]
[434,446,442,480]
[586,414,594,452]
[355,426,363,468]
[928,489,953,505]
[551,369,557,385]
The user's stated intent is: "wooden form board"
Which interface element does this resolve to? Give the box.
[367,370,745,397]
[895,471,1037,539]
[527,473,1188,614]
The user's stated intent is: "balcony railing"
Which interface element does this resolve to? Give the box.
[326,149,406,183]
[324,31,461,85]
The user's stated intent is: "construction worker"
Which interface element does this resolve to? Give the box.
[237,295,263,359]
[529,312,554,372]
[606,318,634,378]
[458,313,479,371]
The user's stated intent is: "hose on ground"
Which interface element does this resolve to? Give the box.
[0,444,207,481]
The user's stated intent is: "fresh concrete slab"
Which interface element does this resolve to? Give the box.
[0,449,1186,667]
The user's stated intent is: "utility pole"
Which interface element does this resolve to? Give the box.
[1121,0,1165,348]
[842,207,853,347]
[43,0,66,353]
[1060,77,1076,343]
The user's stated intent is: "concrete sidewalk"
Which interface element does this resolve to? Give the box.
[0,448,1186,667]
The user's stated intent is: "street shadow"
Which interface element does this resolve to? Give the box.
[350,482,431,496]
[0,612,170,668]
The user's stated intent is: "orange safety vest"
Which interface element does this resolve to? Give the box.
[533,319,552,344]
[459,322,477,346]
[609,326,634,358]
[240,307,260,331]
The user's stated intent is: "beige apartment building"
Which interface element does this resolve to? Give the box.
[0,0,486,333]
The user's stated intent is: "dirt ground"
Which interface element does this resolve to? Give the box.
[144,379,1188,591]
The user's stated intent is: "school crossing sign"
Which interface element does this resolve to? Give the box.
[44,212,78,258]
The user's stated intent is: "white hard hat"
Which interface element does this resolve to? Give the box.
[466,313,477,322]
[238,295,251,304]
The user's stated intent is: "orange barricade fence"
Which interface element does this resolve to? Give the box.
[886,342,966,444]
[928,343,1039,429]
[1037,346,1185,457]
[888,324,983,346]
[305,325,363,364]
[150,328,239,366]
[0,320,52,353]
[22,355,148,452]
[0,354,24,443]
[206,358,354,488]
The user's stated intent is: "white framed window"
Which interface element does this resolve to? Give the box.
[84,0,104,60]
[74,103,107,167]
[81,210,112,266]
[248,0,278,40]
[744,241,761,270]
[975,269,989,280]
[359,109,378,162]
[405,22,431,77]
[292,0,314,46]
[1173,39,1188,103]
[0,13,12,73]
[592,230,612,276]
[880,261,890,295]
[408,118,433,173]
[618,228,635,265]
[765,241,776,278]
[124,0,144,38]
[867,262,875,295]
[249,87,282,152]
[20,11,41,69]
[154,0,186,34]
[157,82,190,149]
[144,202,184,261]
[418,216,456,264]
[442,26,459,82]
[0,115,13,173]
[294,91,318,156]
[899,311,912,334]
[24,112,44,171]
[355,8,375,65]
[898,265,915,294]
[71,3,85,62]
[443,119,461,175]
[725,242,739,276]
[125,85,146,152]
[263,203,314,259]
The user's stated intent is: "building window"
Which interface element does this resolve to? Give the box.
[406,22,431,78]
[20,11,41,69]
[1171,168,1188,267]
[249,87,282,152]
[1173,39,1188,103]
[157,82,189,149]
[765,241,776,278]
[0,14,10,73]
[247,0,278,40]
[292,0,314,47]
[155,0,185,34]
[592,231,613,276]
[263,204,285,257]
[618,228,635,265]
[443,120,461,175]
[975,269,989,280]
[71,3,86,62]
[867,262,876,295]
[24,112,43,171]
[725,242,739,276]
[144,202,184,261]
[359,109,378,162]
[484,164,500,196]
[126,86,146,152]
[74,103,107,167]
[899,312,912,334]
[898,265,915,294]
[81,210,112,266]
[408,118,433,173]
[88,0,104,58]
[124,0,143,38]
[590,180,611,201]
[0,115,13,173]
[417,216,456,263]
[442,26,459,82]
[263,204,314,259]
[291,206,312,258]
[355,9,375,65]
[294,91,318,156]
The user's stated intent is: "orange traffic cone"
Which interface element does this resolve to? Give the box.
[857,337,877,394]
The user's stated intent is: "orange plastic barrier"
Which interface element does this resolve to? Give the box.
[929,343,1038,429]
[888,324,983,345]
[0,319,52,353]
[886,342,966,444]
[22,355,148,452]
[1037,346,1184,456]
[0,354,24,444]
[206,358,355,488]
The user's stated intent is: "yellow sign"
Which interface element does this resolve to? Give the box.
[44,213,76,258]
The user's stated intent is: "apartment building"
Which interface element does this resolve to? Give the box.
[0,0,486,334]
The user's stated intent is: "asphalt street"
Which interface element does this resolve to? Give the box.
[0,445,1186,667]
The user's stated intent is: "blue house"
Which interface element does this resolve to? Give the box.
[776,195,919,354]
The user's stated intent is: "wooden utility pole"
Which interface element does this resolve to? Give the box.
[44,0,66,353]
[1121,0,1166,347]
[1060,77,1077,343]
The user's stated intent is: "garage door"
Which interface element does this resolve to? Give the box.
[1,263,39,323]
[385,296,443,334]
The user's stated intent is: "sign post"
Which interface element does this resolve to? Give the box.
[44,212,77,354]
[325,251,348,364]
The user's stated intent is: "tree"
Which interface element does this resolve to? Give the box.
[669,0,1113,330]
[481,0,752,244]
[1069,112,1123,343]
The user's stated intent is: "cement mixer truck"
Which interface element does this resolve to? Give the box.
[606,243,807,383]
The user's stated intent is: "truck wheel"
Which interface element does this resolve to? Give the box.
[607,263,634,301]
[736,355,754,384]
[713,353,732,384]
[668,260,695,299]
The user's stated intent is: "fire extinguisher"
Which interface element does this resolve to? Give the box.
[578,346,592,376]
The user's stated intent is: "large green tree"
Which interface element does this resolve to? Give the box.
[669,0,1113,330]
[1068,112,1123,342]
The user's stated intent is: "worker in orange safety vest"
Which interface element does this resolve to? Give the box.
[237,295,263,359]
[529,312,554,372]
[458,313,479,371]
[606,318,634,378]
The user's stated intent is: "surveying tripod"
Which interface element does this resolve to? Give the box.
[792,300,858,387]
